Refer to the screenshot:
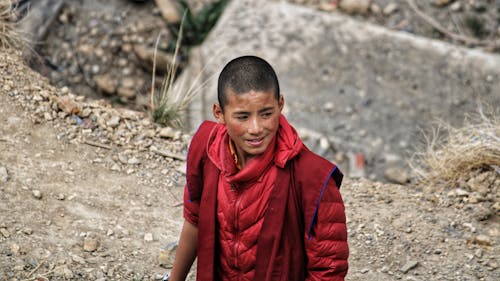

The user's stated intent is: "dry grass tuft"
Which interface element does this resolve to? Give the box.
[150,13,216,128]
[410,109,500,187]
[0,0,26,50]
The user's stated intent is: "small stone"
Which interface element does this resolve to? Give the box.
[94,74,117,95]
[474,235,492,246]
[455,188,470,197]
[107,229,114,236]
[106,115,120,128]
[323,102,334,111]
[144,233,154,242]
[83,237,99,252]
[118,153,128,164]
[0,228,10,238]
[111,163,121,172]
[55,265,74,279]
[159,127,176,139]
[360,268,369,274]
[23,228,33,235]
[128,157,140,165]
[117,86,136,99]
[433,0,453,7]
[450,1,462,11]
[383,3,398,15]
[339,0,371,14]
[10,243,20,255]
[370,3,381,14]
[400,260,419,273]
[154,0,181,23]
[158,242,178,267]
[384,167,409,184]
[177,163,187,175]
[57,193,65,200]
[0,166,9,182]
[133,44,175,74]
[433,249,442,255]
[32,190,43,199]
[56,96,81,115]
[43,112,54,121]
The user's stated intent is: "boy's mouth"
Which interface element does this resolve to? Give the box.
[246,137,264,146]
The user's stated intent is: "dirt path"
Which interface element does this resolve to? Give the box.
[0,50,190,280]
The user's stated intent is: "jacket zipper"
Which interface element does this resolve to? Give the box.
[233,185,242,279]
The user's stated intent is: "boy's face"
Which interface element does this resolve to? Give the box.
[213,89,284,166]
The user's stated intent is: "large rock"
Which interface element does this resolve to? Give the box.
[154,0,181,24]
[180,0,500,179]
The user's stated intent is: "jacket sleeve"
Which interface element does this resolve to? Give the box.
[304,177,349,281]
[183,185,200,226]
[182,121,217,227]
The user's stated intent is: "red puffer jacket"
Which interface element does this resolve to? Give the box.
[206,117,295,281]
[184,115,348,281]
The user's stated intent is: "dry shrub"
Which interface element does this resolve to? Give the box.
[411,109,500,187]
[0,0,26,50]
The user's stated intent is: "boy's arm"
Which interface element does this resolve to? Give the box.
[304,177,349,281]
[169,220,198,281]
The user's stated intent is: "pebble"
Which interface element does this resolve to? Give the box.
[32,190,43,199]
[23,227,33,235]
[383,3,398,15]
[158,242,178,267]
[154,0,181,23]
[83,237,99,252]
[339,0,371,15]
[94,74,117,95]
[128,157,140,165]
[450,1,462,11]
[474,235,492,246]
[383,167,409,184]
[0,166,9,182]
[0,227,11,238]
[159,127,176,139]
[106,115,121,128]
[144,233,153,242]
[10,243,20,255]
[400,260,419,273]
[433,0,453,7]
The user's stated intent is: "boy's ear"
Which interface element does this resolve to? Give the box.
[213,103,225,124]
[278,95,284,112]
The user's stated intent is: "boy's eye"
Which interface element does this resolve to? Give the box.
[262,112,272,117]
[236,115,248,120]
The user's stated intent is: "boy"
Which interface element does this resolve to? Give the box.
[168,56,348,281]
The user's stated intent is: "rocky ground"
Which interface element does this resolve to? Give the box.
[1,0,499,280]
[1,49,499,280]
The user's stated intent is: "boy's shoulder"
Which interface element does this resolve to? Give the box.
[293,146,343,189]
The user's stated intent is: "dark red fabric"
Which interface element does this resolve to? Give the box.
[184,116,348,281]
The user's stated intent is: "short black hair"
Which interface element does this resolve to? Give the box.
[217,56,280,111]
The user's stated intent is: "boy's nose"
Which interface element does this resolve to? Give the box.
[248,118,263,134]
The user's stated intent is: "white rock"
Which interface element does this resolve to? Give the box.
[106,115,121,128]
[384,167,409,184]
[144,233,154,242]
[0,166,9,182]
[339,0,371,15]
[32,190,43,199]
[154,0,180,23]
[159,127,176,139]
[383,3,398,15]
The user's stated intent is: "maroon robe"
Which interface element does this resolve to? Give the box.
[184,117,348,281]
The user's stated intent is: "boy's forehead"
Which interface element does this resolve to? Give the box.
[225,88,275,99]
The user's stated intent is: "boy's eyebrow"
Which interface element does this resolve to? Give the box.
[232,107,275,115]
